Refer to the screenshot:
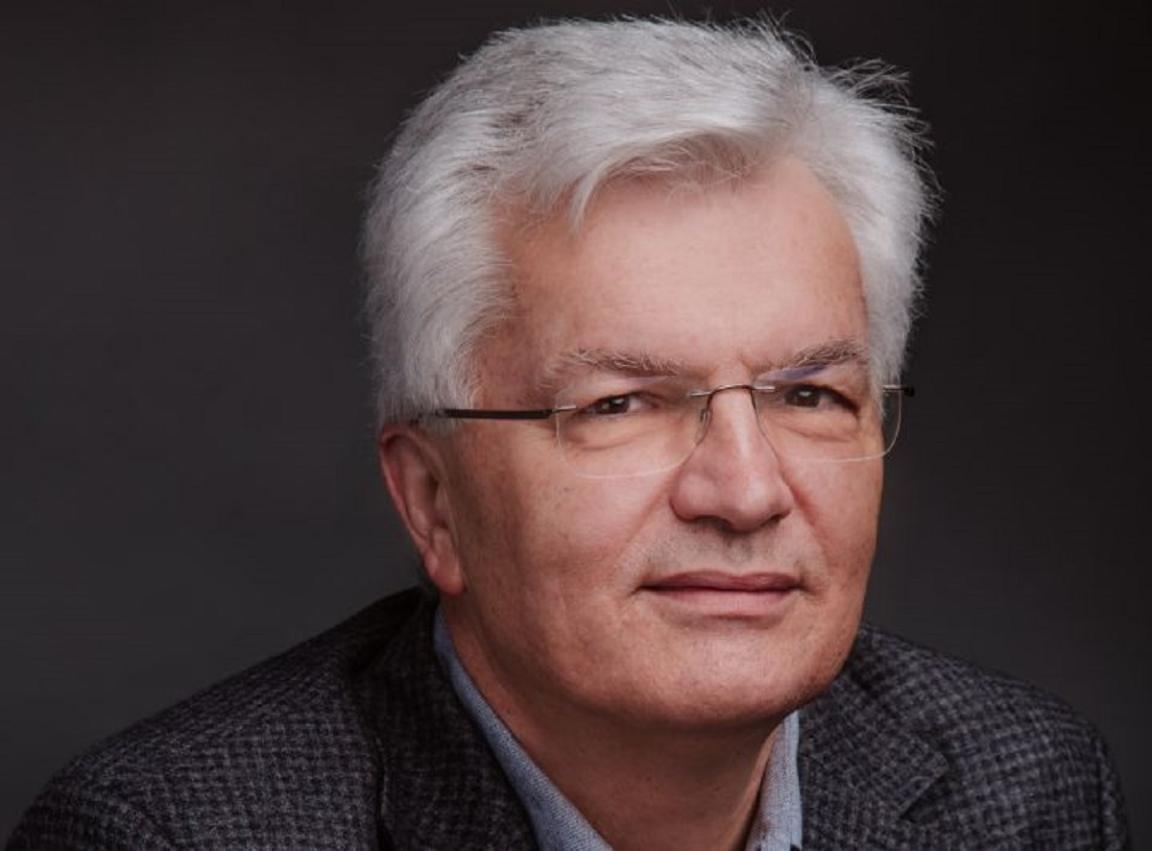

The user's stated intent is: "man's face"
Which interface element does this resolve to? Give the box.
[435,158,882,732]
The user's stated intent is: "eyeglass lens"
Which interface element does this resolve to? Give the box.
[553,380,903,479]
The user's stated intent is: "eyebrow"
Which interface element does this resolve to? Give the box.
[768,339,870,375]
[535,348,690,396]
[534,338,868,395]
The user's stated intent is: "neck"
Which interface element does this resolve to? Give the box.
[530,714,778,851]
[446,614,781,851]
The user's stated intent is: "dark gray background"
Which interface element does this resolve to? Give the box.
[3,0,1149,843]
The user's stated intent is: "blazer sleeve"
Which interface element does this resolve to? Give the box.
[1095,730,1132,851]
[5,778,178,851]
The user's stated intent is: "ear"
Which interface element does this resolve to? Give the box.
[377,425,466,596]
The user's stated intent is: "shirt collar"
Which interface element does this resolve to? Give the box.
[434,610,803,851]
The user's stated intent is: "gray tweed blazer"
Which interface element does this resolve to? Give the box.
[7,588,1129,850]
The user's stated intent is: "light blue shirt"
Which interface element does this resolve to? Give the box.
[434,612,803,850]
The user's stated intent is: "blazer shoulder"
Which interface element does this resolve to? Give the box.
[848,624,1098,741]
[824,625,1129,846]
[7,587,430,851]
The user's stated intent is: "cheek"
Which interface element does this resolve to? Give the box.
[455,433,666,596]
[794,461,882,582]
[517,474,666,589]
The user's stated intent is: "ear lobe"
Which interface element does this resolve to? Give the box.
[377,426,466,596]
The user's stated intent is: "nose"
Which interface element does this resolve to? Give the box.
[668,386,795,532]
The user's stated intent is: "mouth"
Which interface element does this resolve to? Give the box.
[639,571,802,620]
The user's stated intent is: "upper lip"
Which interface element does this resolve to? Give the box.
[642,571,801,592]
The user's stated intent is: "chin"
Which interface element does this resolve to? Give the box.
[604,653,837,734]
[620,683,806,734]
[661,627,855,727]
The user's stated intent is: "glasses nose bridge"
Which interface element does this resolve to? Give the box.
[690,382,765,441]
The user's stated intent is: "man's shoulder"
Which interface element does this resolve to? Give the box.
[799,624,1129,848]
[845,624,1102,751]
[7,587,429,851]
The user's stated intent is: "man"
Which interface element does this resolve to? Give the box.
[8,17,1129,851]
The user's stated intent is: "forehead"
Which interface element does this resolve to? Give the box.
[485,158,865,396]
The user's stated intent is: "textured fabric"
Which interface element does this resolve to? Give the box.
[751,709,802,851]
[431,610,608,850]
[7,587,1130,850]
[431,609,803,851]
[798,629,1130,849]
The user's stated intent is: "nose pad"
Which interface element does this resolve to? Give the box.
[693,404,711,445]
[691,384,766,450]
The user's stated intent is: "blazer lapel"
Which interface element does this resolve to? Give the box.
[358,598,538,850]
[799,660,954,850]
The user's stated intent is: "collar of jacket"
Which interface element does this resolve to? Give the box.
[359,592,537,850]
[358,595,950,851]
[798,630,951,850]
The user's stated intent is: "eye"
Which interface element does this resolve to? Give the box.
[583,393,646,416]
[781,383,855,411]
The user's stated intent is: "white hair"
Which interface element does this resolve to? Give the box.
[362,18,933,424]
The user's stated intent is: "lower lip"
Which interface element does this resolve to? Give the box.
[641,586,799,619]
